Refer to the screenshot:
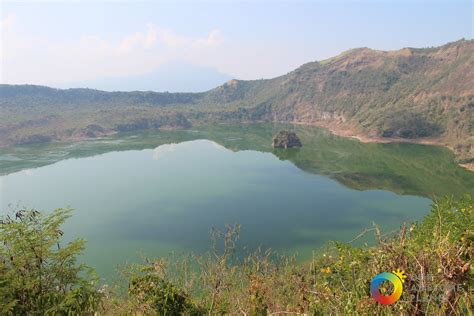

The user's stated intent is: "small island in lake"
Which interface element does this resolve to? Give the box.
[272,130,302,149]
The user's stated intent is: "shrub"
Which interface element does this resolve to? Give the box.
[0,208,102,314]
[125,263,203,315]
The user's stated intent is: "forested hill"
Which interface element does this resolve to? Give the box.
[1,39,473,163]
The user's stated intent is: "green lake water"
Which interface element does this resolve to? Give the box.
[0,124,472,281]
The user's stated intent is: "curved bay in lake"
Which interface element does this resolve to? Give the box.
[0,124,472,280]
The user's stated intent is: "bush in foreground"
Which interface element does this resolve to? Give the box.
[0,208,102,314]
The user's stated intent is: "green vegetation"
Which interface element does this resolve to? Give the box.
[0,208,101,314]
[1,39,472,162]
[1,196,472,314]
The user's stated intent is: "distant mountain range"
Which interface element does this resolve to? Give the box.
[0,39,472,166]
[52,61,233,92]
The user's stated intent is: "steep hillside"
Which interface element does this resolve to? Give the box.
[0,39,473,164]
[200,39,473,163]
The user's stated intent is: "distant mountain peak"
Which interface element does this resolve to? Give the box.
[52,61,234,93]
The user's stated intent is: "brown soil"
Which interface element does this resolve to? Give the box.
[459,163,474,172]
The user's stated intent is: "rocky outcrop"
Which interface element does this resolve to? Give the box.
[272,131,302,148]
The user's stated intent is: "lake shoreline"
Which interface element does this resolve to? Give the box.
[1,120,472,172]
[286,120,474,172]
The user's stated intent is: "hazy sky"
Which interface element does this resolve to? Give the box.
[1,0,472,86]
